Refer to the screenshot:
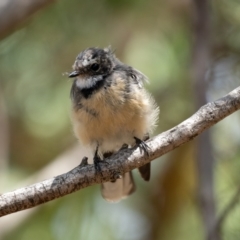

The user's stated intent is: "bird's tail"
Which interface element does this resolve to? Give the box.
[101,171,136,203]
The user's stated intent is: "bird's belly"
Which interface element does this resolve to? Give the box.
[72,106,147,153]
[71,86,155,154]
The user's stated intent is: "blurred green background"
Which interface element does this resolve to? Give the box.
[0,0,240,239]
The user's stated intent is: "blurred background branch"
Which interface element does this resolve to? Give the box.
[215,186,240,238]
[0,0,55,40]
[0,87,9,191]
[191,0,219,239]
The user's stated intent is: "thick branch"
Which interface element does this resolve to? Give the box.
[0,86,240,217]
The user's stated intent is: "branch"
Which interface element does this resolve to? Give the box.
[210,186,240,238]
[0,145,87,237]
[0,86,240,217]
[0,0,55,40]
[191,0,218,239]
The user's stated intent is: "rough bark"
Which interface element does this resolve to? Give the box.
[0,86,240,217]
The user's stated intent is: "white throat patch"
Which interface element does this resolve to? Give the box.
[76,75,103,89]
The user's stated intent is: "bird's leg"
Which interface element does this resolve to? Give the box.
[134,135,151,181]
[93,145,111,175]
[134,136,150,156]
[93,144,102,173]
[120,143,129,150]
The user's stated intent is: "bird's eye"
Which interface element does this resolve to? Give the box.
[90,63,100,71]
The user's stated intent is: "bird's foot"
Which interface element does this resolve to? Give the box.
[134,136,150,156]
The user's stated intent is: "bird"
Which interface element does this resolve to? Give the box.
[68,46,159,202]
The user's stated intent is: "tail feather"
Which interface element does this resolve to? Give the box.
[101,172,135,203]
[138,162,151,181]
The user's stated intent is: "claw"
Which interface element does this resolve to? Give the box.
[79,157,88,167]
[120,143,129,150]
[134,137,150,156]
[94,154,102,173]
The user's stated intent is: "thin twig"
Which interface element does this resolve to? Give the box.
[0,86,240,217]
[210,186,240,239]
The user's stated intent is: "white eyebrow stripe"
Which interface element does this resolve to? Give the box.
[82,59,89,67]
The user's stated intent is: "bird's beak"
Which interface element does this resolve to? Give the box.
[68,71,80,78]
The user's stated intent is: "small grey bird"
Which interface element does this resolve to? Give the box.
[69,47,159,202]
